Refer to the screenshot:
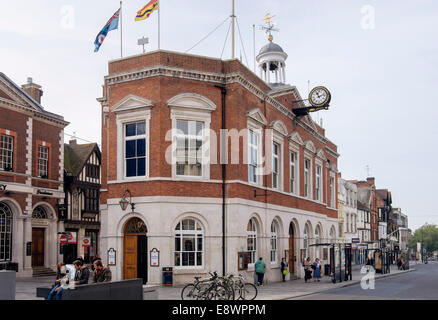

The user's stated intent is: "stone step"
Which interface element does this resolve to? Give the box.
[32,267,57,277]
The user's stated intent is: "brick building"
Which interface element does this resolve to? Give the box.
[99,39,340,285]
[0,74,68,276]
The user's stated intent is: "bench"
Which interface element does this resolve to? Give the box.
[37,278,146,300]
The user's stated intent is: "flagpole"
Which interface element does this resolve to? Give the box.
[120,1,123,58]
[158,0,161,50]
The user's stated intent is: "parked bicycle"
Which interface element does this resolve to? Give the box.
[181,272,257,300]
[181,272,233,300]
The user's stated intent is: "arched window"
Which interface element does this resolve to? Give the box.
[247,218,257,264]
[315,225,322,259]
[174,219,203,267]
[270,220,278,263]
[330,226,336,244]
[32,206,49,219]
[304,223,310,258]
[0,202,13,262]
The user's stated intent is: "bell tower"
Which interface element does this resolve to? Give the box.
[256,14,288,86]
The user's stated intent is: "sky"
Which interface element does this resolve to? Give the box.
[1,0,437,231]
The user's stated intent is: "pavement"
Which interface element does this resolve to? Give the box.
[292,261,438,300]
[12,262,419,300]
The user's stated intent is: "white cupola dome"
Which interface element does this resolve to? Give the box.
[256,38,288,86]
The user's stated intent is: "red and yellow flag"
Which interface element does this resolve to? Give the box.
[135,0,158,21]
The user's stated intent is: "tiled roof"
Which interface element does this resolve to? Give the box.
[64,143,99,177]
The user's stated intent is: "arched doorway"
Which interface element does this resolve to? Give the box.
[31,205,51,267]
[288,222,296,275]
[123,217,148,284]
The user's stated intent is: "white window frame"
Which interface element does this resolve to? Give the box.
[272,142,280,190]
[124,121,147,178]
[174,219,204,269]
[175,120,204,178]
[247,218,258,266]
[270,220,278,264]
[304,158,313,199]
[170,109,211,181]
[289,142,300,196]
[247,120,263,186]
[38,145,49,178]
[315,162,322,202]
[116,110,151,181]
[0,134,13,172]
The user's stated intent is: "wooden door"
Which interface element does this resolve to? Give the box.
[288,236,295,274]
[32,228,45,267]
[124,235,138,279]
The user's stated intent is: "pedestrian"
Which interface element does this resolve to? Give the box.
[72,259,90,286]
[280,258,289,282]
[255,257,266,286]
[313,258,321,282]
[92,260,112,283]
[396,258,402,270]
[47,262,68,300]
[303,257,312,283]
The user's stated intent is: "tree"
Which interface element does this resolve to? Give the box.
[408,224,438,254]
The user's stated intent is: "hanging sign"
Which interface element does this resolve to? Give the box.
[59,234,68,245]
[82,237,91,247]
[108,248,116,266]
[150,248,160,267]
[67,232,77,244]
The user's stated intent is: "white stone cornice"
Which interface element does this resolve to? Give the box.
[104,65,334,148]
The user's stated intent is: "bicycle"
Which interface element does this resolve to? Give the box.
[229,274,258,300]
[181,272,233,300]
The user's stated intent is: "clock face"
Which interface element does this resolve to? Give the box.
[309,87,331,107]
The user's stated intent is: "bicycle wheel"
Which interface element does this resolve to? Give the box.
[181,284,196,300]
[240,283,257,300]
[208,284,231,300]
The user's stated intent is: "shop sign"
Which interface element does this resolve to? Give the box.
[0,184,6,191]
[352,238,360,244]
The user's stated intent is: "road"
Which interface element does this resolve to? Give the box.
[292,261,438,300]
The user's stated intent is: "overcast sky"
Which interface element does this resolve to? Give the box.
[1,0,437,231]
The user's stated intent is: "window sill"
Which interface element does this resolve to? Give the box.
[173,268,206,275]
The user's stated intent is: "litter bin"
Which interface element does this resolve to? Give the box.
[162,267,173,286]
[324,264,330,276]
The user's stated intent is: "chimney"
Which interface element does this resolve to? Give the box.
[367,177,375,186]
[21,77,43,104]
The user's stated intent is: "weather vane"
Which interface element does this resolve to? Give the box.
[260,13,279,42]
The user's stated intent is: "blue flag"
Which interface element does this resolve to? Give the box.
[94,8,120,53]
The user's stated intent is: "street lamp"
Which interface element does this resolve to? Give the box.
[119,189,135,212]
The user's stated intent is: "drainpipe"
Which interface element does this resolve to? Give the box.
[215,84,227,276]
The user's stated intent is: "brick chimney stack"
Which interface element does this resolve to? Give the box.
[21,77,43,104]
[366,177,375,186]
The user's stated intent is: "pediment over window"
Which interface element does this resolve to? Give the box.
[167,93,216,112]
[246,108,267,126]
[304,140,316,153]
[288,131,303,145]
[316,148,327,161]
[111,94,153,113]
[269,120,288,136]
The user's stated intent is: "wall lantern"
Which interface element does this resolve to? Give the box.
[119,189,135,212]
